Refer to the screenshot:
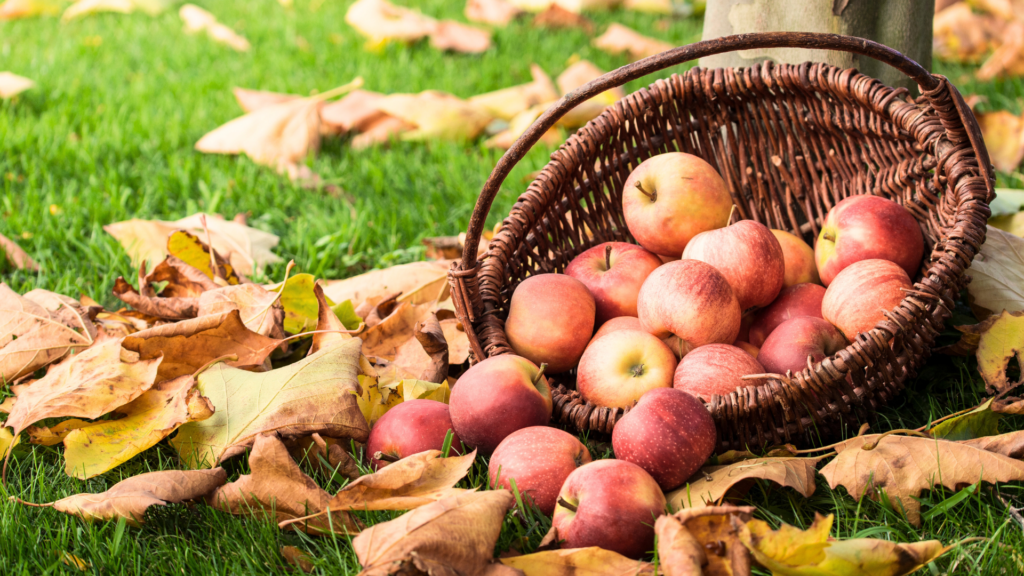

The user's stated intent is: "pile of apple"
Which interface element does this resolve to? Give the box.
[364,151,926,559]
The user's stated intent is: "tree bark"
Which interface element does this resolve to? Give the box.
[698,0,934,92]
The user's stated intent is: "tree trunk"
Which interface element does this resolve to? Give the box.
[698,0,934,92]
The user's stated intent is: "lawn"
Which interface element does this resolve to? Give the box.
[2,1,1024,574]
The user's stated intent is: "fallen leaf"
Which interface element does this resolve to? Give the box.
[320,90,388,133]
[430,19,491,53]
[346,0,437,47]
[410,313,448,383]
[927,397,1009,440]
[351,115,416,149]
[62,0,169,20]
[289,432,361,480]
[622,0,676,13]
[0,0,61,20]
[309,284,355,356]
[933,2,1003,64]
[28,468,227,526]
[26,419,91,446]
[978,20,1024,80]
[171,337,368,467]
[351,490,514,576]
[322,261,450,309]
[266,273,329,335]
[198,283,285,338]
[149,256,220,297]
[281,546,317,573]
[737,513,946,576]
[233,87,298,113]
[179,4,250,51]
[557,60,624,105]
[323,449,474,512]
[122,309,281,381]
[209,433,360,534]
[960,430,1024,458]
[465,0,522,26]
[355,369,404,426]
[165,229,241,285]
[360,300,437,369]
[967,310,1024,393]
[113,265,200,320]
[3,338,161,437]
[502,547,655,575]
[667,456,823,511]
[966,226,1024,320]
[977,111,1024,174]
[593,23,672,61]
[656,505,755,576]
[532,4,593,32]
[0,232,39,270]
[819,433,1024,525]
[376,91,494,141]
[469,64,558,121]
[63,375,214,479]
[401,378,450,403]
[0,425,19,459]
[485,103,564,149]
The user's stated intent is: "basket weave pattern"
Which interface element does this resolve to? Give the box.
[450,36,994,451]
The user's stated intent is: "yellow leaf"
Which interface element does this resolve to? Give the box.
[977,111,1024,174]
[376,91,493,141]
[0,425,19,459]
[401,379,450,403]
[26,419,91,446]
[737,514,946,576]
[966,226,1024,319]
[667,456,823,511]
[655,505,755,576]
[933,3,1002,64]
[355,373,404,427]
[167,229,241,284]
[59,552,90,572]
[266,273,325,335]
[501,547,654,576]
[557,60,623,105]
[970,310,1024,393]
[469,64,558,121]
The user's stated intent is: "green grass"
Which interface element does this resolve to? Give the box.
[2,1,1024,574]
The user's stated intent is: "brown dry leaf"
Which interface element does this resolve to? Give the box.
[655,505,755,576]
[376,91,494,141]
[967,310,1024,393]
[469,64,558,121]
[179,4,250,51]
[309,283,354,357]
[149,256,219,297]
[351,115,416,149]
[502,547,655,575]
[3,337,161,437]
[322,261,450,309]
[281,546,317,573]
[960,430,1024,458]
[346,0,437,47]
[351,490,514,576]
[0,232,38,270]
[289,432,361,480]
[62,0,170,20]
[667,456,823,511]
[485,103,563,150]
[430,20,492,53]
[122,309,281,381]
[171,337,367,467]
[320,90,388,133]
[209,433,361,534]
[198,283,285,339]
[819,433,1024,525]
[737,513,946,576]
[361,300,442,376]
[233,87,298,113]
[593,23,672,61]
[465,0,522,25]
[323,449,474,512]
[63,375,214,479]
[26,419,91,446]
[113,262,200,321]
[0,285,97,383]
[0,0,61,20]
[557,60,624,104]
[933,3,1003,64]
[413,312,448,383]
[966,226,1024,320]
[533,4,593,32]
[166,229,242,286]
[976,111,1024,173]
[29,468,227,526]
[979,20,1024,80]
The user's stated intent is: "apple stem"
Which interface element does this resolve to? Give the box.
[604,244,612,271]
[630,364,646,378]
[821,230,836,242]
[557,497,578,513]
[533,363,547,386]
[727,204,737,226]
[634,181,656,202]
[374,451,401,463]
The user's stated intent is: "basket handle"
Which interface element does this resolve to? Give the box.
[460,31,944,269]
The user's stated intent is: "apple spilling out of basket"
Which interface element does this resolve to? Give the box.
[365,151,926,558]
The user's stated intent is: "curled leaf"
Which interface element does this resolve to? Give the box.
[320,90,389,133]
[959,430,1024,458]
[233,87,298,113]
[465,0,522,26]
[430,20,491,54]
[966,226,1024,320]
[933,3,1003,64]
[667,456,823,511]
[346,0,437,46]
[0,232,38,271]
[469,64,558,121]
[179,4,249,51]
[322,261,450,309]
[593,23,673,61]
[502,547,655,575]
[376,91,493,141]
[198,283,285,339]
[0,284,97,383]
[656,505,755,576]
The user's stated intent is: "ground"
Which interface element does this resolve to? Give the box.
[1,1,1024,574]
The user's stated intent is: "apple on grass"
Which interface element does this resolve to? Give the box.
[673,344,766,400]
[683,219,786,311]
[772,229,821,287]
[612,388,717,491]
[815,195,924,287]
[488,426,592,515]
[577,330,677,409]
[822,258,913,340]
[637,260,741,357]
[758,316,847,375]
[622,152,733,257]
[565,242,662,325]
[553,459,666,559]
[748,283,827,347]
[449,355,552,455]
[505,273,595,374]
[366,399,461,470]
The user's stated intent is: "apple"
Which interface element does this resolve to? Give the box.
[577,330,677,408]
[449,355,552,454]
[758,316,847,375]
[772,229,821,287]
[637,260,741,356]
[366,399,461,470]
[822,259,912,340]
[672,344,766,400]
[488,426,592,515]
[565,242,663,325]
[590,315,643,344]
[621,152,733,257]
[612,388,717,490]
[815,195,924,287]
[505,273,595,373]
[735,340,760,358]
[682,220,785,311]
[553,459,666,558]
[748,283,827,347]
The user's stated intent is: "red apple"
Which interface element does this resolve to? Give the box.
[815,195,924,287]
[612,388,717,490]
[637,260,741,355]
[682,220,785,310]
[505,274,595,373]
[577,330,677,408]
[622,152,733,257]
[366,399,461,470]
[553,459,666,558]
[735,340,759,358]
[758,316,847,375]
[488,426,592,515]
[590,315,643,344]
[772,229,821,287]
[565,242,663,325]
[672,344,766,400]
[449,355,552,454]
[748,283,827,347]
[822,259,912,340]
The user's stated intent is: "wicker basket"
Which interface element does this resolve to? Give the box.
[448,32,995,451]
